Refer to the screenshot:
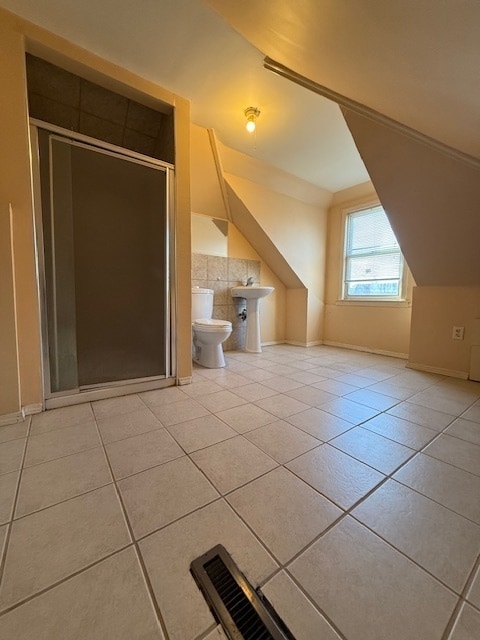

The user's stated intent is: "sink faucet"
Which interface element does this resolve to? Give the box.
[246,276,255,286]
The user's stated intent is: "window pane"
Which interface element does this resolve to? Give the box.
[347,280,400,297]
[347,208,399,256]
[343,205,404,299]
[346,253,402,282]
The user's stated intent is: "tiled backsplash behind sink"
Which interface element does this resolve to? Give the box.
[191,254,261,351]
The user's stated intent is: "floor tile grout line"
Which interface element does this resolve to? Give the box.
[252,438,324,467]
[440,554,480,640]
[275,434,445,570]
[359,420,439,448]
[327,438,418,477]
[164,427,239,456]
[26,376,468,580]
[441,429,480,448]
[22,442,104,471]
[101,423,170,447]
[123,406,303,537]
[388,419,480,525]
[273,416,479,604]
[284,417,357,443]
[0,417,32,589]
[273,567,350,640]
[283,456,388,516]
[91,416,172,640]
[221,467,347,571]
[347,511,472,598]
[130,414,335,539]
[0,431,30,446]
[0,543,133,619]
[123,464,284,599]
[216,461,282,500]
[323,392,480,467]
[390,476,480,528]
[123,494,223,547]
[185,432,313,556]
[2,346,478,636]
[109,451,186,483]
[33,392,470,479]
[10,479,115,523]
[414,415,480,478]
[461,556,480,616]
[329,402,479,489]
[28,416,97,439]
[194,622,223,640]
[273,499,466,636]
[93,399,157,423]
[18,440,108,470]
[131,392,175,425]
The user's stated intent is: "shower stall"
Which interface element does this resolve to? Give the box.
[31,123,175,408]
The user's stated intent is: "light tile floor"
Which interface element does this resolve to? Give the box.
[1,344,480,639]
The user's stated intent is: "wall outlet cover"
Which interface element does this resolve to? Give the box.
[452,326,465,340]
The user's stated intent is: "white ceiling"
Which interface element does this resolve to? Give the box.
[207,0,480,161]
[0,0,370,192]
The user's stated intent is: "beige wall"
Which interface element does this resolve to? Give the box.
[224,173,328,345]
[190,128,330,348]
[409,286,480,378]
[228,224,286,344]
[189,123,289,346]
[324,186,413,357]
[0,204,20,416]
[0,11,42,413]
[190,124,227,220]
[0,7,191,414]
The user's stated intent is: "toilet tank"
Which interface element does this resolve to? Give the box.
[191,287,214,321]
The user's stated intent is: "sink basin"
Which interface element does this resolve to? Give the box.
[231,285,274,352]
[231,285,274,300]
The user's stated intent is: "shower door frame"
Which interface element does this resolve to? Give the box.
[30,119,177,409]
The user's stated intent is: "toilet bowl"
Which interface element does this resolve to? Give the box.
[192,287,232,368]
[192,319,232,368]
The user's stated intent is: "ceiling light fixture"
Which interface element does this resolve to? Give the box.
[244,107,260,133]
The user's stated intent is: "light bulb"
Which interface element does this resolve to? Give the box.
[244,107,260,133]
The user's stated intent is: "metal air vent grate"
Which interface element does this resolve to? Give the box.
[191,545,293,640]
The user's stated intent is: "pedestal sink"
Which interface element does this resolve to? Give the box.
[231,286,274,353]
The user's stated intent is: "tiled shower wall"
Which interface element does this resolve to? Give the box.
[26,54,174,164]
[191,254,261,351]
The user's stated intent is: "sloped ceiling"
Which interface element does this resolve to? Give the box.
[206,0,480,160]
[207,0,480,287]
[0,0,369,191]
[343,110,480,286]
[3,0,479,286]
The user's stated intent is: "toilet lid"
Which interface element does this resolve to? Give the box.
[193,318,232,329]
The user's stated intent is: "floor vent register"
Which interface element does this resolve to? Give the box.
[191,544,294,640]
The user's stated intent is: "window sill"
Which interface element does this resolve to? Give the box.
[336,299,411,308]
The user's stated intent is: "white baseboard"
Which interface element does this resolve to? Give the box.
[177,376,192,386]
[23,403,43,415]
[0,403,42,426]
[261,341,285,347]
[0,411,24,427]
[406,362,468,379]
[285,340,323,348]
[322,341,408,360]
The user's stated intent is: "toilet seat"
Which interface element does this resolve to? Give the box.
[193,318,232,332]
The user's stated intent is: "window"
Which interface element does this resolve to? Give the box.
[343,205,404,300]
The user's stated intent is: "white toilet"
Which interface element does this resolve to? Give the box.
[192,287,232,368]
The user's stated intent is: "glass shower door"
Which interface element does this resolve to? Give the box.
[38,129,170,394]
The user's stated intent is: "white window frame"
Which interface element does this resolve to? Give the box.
[341,204,406,303]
